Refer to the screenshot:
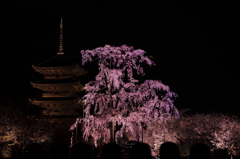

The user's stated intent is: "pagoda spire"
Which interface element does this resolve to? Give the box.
[57,18,64,55]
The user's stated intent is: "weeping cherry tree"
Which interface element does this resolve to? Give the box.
[70,44,179,147]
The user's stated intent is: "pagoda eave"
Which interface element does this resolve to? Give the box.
[29,98,80,107]
[32,64,79,70]
[31,81,79,86]
[41,110,80,116]
[30,82,83,92]
[32,64,88,76]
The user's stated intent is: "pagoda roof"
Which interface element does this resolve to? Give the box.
[32,54,88,76]
[37,115,80,119]
[33,54,78,68]
[31,78,77,84]
[30,78,84,92]
[29,97,80,103]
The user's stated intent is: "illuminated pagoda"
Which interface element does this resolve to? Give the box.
[30,18,87,120]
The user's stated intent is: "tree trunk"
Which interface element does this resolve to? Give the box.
[75,122,78,144]
[111,121,115,143]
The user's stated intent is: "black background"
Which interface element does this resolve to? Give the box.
[1,0,238,115]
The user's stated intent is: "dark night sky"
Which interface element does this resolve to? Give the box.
[1,0,239,115]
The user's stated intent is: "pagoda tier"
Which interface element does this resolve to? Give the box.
[32,53,88,76]
[33,63,87,76]
[30,79,84,93]
[29,97,81,116]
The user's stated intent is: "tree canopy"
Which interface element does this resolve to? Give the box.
[70,44,179,147]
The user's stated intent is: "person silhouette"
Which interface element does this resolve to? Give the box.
[189,143,211,159]
[25,143,44,159]
[48,142,69,159]
[214,149,230,159]
[100,143,122,159]
[130,142,154,159]
[159,142,182,159]
[71,142,92,159]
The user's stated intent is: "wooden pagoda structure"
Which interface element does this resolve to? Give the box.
[30,18,87,121]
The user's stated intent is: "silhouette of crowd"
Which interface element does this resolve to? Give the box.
[1,141,240,159]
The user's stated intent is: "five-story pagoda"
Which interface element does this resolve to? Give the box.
[30,18,87,120]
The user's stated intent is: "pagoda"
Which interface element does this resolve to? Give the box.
[30,18,87,120]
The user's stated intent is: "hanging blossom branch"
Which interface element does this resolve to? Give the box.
[70,44,179,147]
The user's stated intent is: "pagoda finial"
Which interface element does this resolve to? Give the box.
[57,18,64,55]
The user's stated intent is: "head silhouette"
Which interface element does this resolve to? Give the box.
[25,143,43,159]
[49,142,69,158]
[189,143,211,159]
[214,149,229,159]
[159,142,181,159]
[71,142,92,159]
[100,143,122,159]
[130,142,153,159]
